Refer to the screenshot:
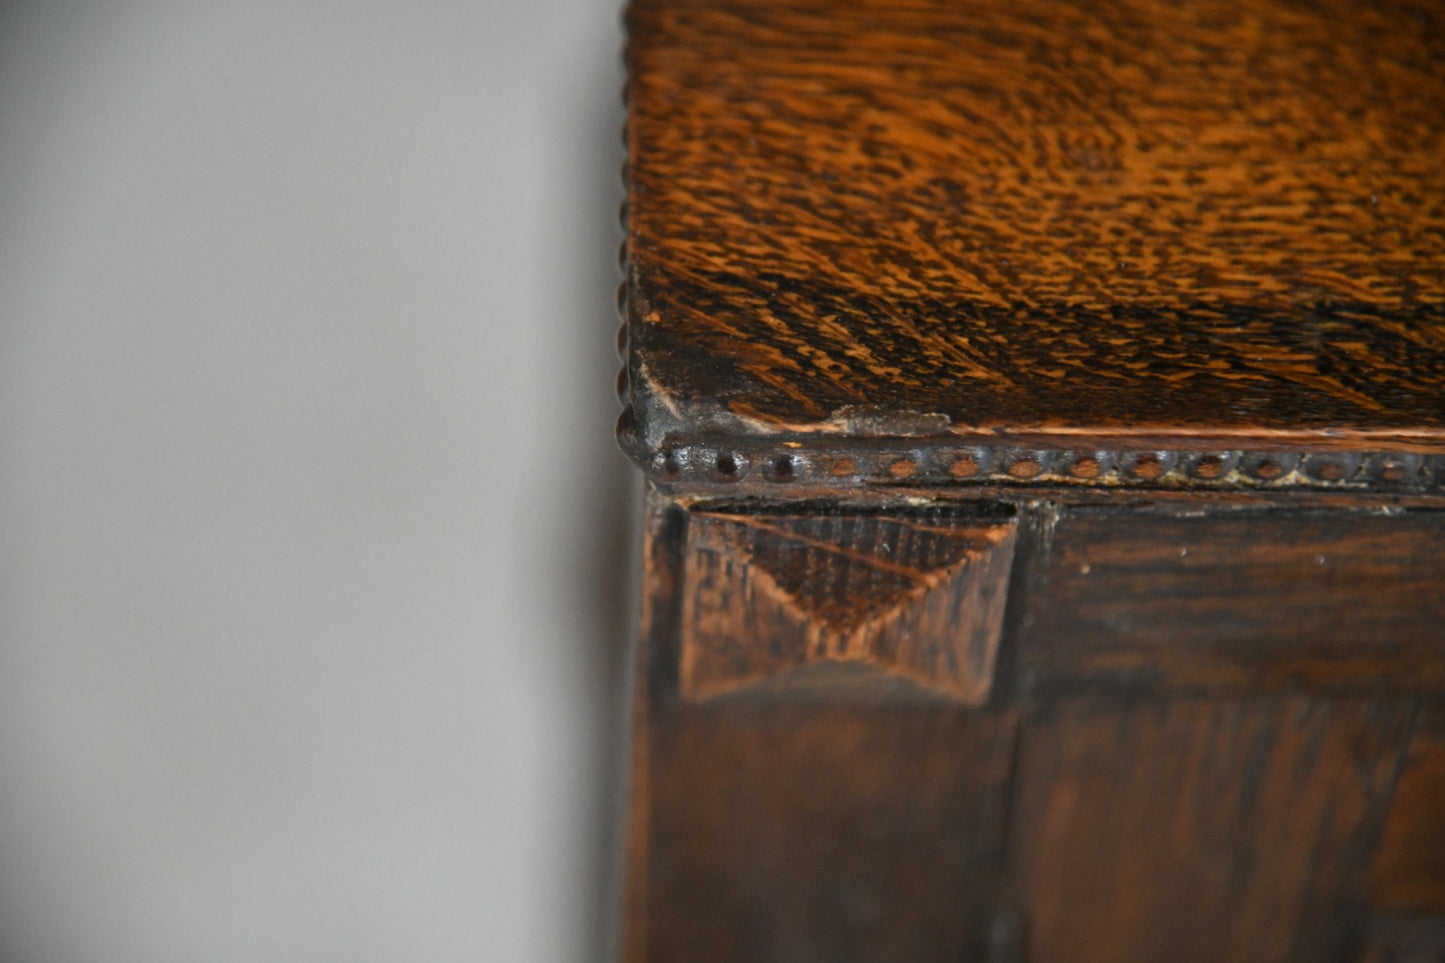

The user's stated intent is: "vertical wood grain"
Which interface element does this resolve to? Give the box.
[1009,698,1413,962]
[1371,704,1445,915]
[646,701,1018,962]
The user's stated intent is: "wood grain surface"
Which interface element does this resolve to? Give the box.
[1371,704,1445,916]
[1008,697,1413,963]
[645,701,1018,962]
[1018,508,1445,696]
[622,0,1445,479]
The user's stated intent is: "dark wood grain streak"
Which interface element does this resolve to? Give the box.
[622,0,1445,487]
[1372,704,1445,915]
[1009,698,1414,963]
[1356,914,1445,962]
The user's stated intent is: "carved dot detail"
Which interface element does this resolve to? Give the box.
[949,456,980,478]
[1194,455,1224,479]
[618,431,1438,495]
[652,449,683,482]
[1007,458,1040,479]
[764,454,800,482]
[1130,454,1163,480]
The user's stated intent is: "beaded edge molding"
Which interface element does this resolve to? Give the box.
[614,412,1445,495]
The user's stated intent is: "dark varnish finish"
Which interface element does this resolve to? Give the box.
[1019,509,1445,696]
[1371,704,1445,917]
[621,0,1445,486]
[646,703,1018,962]
[1009,698,1413,963]
[1356,915,1445,963]
[1358,701,1445,959]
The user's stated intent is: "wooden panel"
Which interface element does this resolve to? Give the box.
[624,492,1021,961]
[1009,698,1413,963]
[1021,510,1445,695]
[624,0,1445,453]
[1372,704,1445,915]
[681,508,1016,702]
[645,702,1018,963]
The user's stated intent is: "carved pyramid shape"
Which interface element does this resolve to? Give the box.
[680,510,1017,702]
[736,515,991,633]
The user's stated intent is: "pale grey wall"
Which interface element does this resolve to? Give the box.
[0,2,632,960]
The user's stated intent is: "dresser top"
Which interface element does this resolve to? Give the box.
[618,0,1445,495]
